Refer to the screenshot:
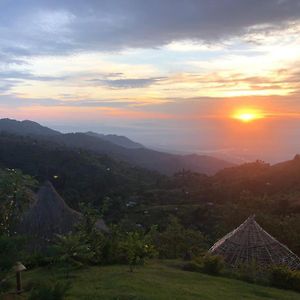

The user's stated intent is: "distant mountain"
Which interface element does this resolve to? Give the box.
[0,118,61,136]
[85,131,144,149]
[49,133,234,175]
[0,118,234,175]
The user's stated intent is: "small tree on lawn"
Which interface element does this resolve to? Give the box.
[120,231,156,272]
[53,233,94,279]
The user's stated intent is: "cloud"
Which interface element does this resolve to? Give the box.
[0,70,69,94]
[0,81,17,94]
[89,77,165,89]
[0,51,25,65]
[1,0,300,58]
[0,95,139,108]
[0,70,68,81]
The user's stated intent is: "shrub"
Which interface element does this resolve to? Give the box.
[182,254,224,275]
[202,254,224,276]
[150,217,207,259]
[291,271,300,292]
[119,231,157,272]
[0,278,13,293]
[53,233,95,267]
[182,261,202,272]
[234,261,267,284]
[270,266,300,292]
[0,168,37,235]
[0,235,26,271]
[28,281,71,300]
[25,246,62,268]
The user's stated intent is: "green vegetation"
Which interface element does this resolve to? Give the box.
[119,231,157,272]
[182,254,225,276]
[0,134,300,259]
[270,266,300,292]
[201,254,225,275]
[28,281,71,300]
[5,261,300,300]
[150,216,207,259]
[1,135,300,298]
[0,168,37,236]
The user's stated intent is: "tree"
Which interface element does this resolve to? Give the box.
[76,204,107,264]
[152,216,207,259]
[0,168,37,235]
[120,231,156,272]
[54,233,93,267]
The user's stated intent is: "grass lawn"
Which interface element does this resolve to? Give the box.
[5,260,300,300]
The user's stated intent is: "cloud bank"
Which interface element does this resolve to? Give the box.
[1,0,300,58]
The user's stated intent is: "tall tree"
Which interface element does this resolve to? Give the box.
[0,168,37,235]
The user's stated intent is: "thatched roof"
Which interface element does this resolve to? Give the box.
[19,181,108,240]
[209,215,300,270]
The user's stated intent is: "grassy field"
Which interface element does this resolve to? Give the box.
[5,261,300,300]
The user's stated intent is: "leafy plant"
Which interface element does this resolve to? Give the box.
[119,231,157,272]
[0,168,37,235]
[0,235,25,272]
[28,281,71,300]
[182,254,224,276]
[54,233,93,267]
[151,216,207,259]
[182,261,202,272]
[201,254,224,275]
[270,266,300,292]
[234,260,267,284]
[76,204,107,264]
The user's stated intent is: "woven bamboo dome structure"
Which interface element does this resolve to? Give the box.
[209,215,300,270]
[19,181,108,240]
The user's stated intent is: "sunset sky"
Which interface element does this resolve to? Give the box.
[1,0,300,162]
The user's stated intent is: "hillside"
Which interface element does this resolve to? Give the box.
[85,131,144,149]
[0,119,234,175]
[0,134,163,210]
[214,155,300,198]
[0,118,61,136]
[12,261,300,300]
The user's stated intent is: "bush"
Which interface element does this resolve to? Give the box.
[25,246,62,268]
[0,235,25,271]
[0,278,13,293]
[28,281,71,300]
[150,217,207,259]
[119,231,157,272]
[291,271,300,292]
[234,261,267,284]
[53,233,94,267]
[202,254,224,276]
[270,266,300,292]
[182,254,224,276]
[182,261,202,272]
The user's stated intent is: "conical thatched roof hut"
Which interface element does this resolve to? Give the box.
[19,181,108,240]
[209,215,300,270]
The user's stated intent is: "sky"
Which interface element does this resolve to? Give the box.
[1,0,300,162]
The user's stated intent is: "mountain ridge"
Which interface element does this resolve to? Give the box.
[0,118,61,136]
[85,131,144,149]
[0,118,235,175]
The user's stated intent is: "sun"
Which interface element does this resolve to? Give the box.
[237,112,257,122]
[232,109,264,123]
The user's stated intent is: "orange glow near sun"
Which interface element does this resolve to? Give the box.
[232,108,265,123]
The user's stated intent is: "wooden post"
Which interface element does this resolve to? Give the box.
[16,271,22,294]
[13,262,26,294]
